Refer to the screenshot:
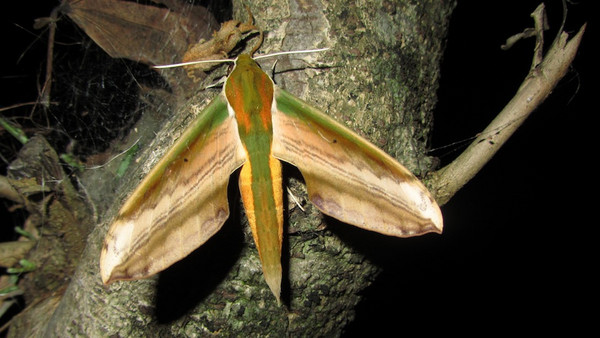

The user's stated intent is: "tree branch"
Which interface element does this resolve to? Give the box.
[429,10,585,206]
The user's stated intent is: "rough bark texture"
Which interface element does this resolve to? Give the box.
[8,0,455,336]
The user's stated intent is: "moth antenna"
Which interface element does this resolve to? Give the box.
[253,48,330,61]
[152,58,235,69]
[151,48,327,69]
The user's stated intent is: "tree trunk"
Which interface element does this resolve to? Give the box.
[9,0,455,336]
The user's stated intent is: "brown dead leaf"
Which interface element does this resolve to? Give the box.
[0,241,36,268]
[62,0,218,66]
[0,176,24,204]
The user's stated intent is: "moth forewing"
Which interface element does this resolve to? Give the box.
[100,93,247,284]
[271,87,442,236]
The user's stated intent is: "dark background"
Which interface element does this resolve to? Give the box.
[349,1,594,335]
[1,0,593,335]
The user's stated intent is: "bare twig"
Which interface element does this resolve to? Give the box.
[39,7,60,109]
[429,11,586,206]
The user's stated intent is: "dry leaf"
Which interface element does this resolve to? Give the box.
[0,241,36,268]
[62,0,218,66]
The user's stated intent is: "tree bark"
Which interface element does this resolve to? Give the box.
[9,0,455,336]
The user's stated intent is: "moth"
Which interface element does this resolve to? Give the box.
[100,53,443,303]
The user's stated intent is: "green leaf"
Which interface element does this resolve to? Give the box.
[0,115,28,144]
